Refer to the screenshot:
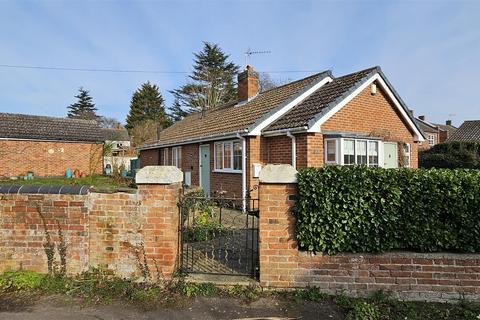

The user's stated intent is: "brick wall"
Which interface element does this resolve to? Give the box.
[258,178,480,302]
[0,140,103,178]
[321,83,419,168]
[0,182,181,279]
[139,148,160,167]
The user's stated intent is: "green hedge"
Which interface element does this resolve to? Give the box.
[420,141,480,169]
[294,166,480,254]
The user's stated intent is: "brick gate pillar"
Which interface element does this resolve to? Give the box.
[135,166,183,279]
[258,164,299,287]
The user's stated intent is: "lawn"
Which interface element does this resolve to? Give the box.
[0,175,134,190]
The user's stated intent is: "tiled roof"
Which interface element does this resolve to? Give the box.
[0,112,104,142]
[415,118,438,134]
[145,71,331,147]
[446,120,480,142]
[265,67,378,131]
[102,128,130,141]
[434,123,457,134]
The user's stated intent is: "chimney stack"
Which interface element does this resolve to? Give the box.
[419,115,426,121]
[446,120,452,126]
[237,65,259,102]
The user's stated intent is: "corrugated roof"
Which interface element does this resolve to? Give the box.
[265,67,378,131]
[0,112,104,142]
[446,120,480,142]
[144,71,331,147]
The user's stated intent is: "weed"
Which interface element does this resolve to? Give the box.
[335,291,353,308]
[346,301,379,320]
[291,286,327,303]
[226,284,260,302]
[0,270,45,291]
[181,282,218,298]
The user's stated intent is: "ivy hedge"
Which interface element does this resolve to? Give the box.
[294,166,480,254]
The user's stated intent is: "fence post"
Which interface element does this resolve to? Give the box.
[135,165,183,280]
[258,164,299,288]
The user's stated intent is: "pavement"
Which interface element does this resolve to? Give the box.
[0,295,345,320]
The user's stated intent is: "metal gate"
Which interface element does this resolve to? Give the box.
[178,189,259,278]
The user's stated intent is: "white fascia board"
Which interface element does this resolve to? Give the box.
[247,76,333,136]
[307,74,425,142]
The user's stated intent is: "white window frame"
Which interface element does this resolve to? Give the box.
[403,143,411,168]
[428,134,435,146]
[324,138,384,167]
[214,140,243,173]
[162,148,169,165]
[171,146,181,168]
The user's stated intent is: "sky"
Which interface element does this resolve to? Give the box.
[0,0,479,127]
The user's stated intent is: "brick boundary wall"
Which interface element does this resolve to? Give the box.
[258,164,480,302]
[0,166,182,280]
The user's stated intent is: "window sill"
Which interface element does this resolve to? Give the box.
[213,169,242,174]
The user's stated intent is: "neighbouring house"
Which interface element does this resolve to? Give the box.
[0,112,104,178]
[139,65,425,200]
[433,120,457,143]
[415,115,457,150]
[102,127,136,173]
[446,120,480,142]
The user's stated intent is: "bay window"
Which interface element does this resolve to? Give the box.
[214,140,243,172]
[325,138,382,167]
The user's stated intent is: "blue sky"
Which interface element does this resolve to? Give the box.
[0,0,478,126]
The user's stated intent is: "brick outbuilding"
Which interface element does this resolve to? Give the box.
[0,113,104,178]
[139,66,425,200]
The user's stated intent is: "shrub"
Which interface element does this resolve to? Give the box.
[420,141,480,169]
[294,166,480,254]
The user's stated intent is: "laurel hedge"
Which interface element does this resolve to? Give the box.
[294,166,480,254]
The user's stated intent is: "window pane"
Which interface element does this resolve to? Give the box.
[215,143,222,169]
[223,143,232,169]
[356,140,367,165]
[233,142,242,170]
[368,141,379,166]
[326,140,336,162]
[343,140,355,165]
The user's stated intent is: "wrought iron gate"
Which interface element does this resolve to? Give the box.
[178,190,259,278]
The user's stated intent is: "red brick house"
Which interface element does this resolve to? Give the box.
[0,113,104,178]
[139,66,425,200]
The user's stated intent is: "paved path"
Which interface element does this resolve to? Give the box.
[0,295,344,320]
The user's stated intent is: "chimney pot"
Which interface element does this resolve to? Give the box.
[419,115,425,121]
[446,120,452,126]
[237,65,259,102]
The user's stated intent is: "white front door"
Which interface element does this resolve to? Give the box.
[383,142,398,168]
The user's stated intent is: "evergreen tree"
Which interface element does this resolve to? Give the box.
[168,98,188,122]
[125,81,171,131]
[67,87,98,120]
[170,42,239,114]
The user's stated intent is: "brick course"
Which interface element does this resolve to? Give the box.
[0,182,181,279]
[258,181,480,302]
[0,140,103,177]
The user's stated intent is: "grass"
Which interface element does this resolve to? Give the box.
[0,174,134,190]
[1,270,480,318]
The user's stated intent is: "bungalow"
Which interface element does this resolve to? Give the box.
[0,113,104,178]
[139,66,425,200]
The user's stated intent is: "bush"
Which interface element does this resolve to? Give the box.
[346,301,379,320]
[294,166,480,254]
[420,141,480,169]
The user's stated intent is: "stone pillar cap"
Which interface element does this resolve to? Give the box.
[259,164,298,184]
[135,166,183,184]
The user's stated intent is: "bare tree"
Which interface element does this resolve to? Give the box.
[130,120,164,148]
[259,73,291,92]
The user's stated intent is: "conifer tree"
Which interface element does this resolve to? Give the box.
[67,87,98,120]
[125,82,170,132]
[168,98,188,122]
[170,42,239,114]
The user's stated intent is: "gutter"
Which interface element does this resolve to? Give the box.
[236,133,247,212]
[262,126,309,137]
[286,131,296,169]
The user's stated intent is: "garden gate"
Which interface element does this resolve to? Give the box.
[178,188,259,278]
